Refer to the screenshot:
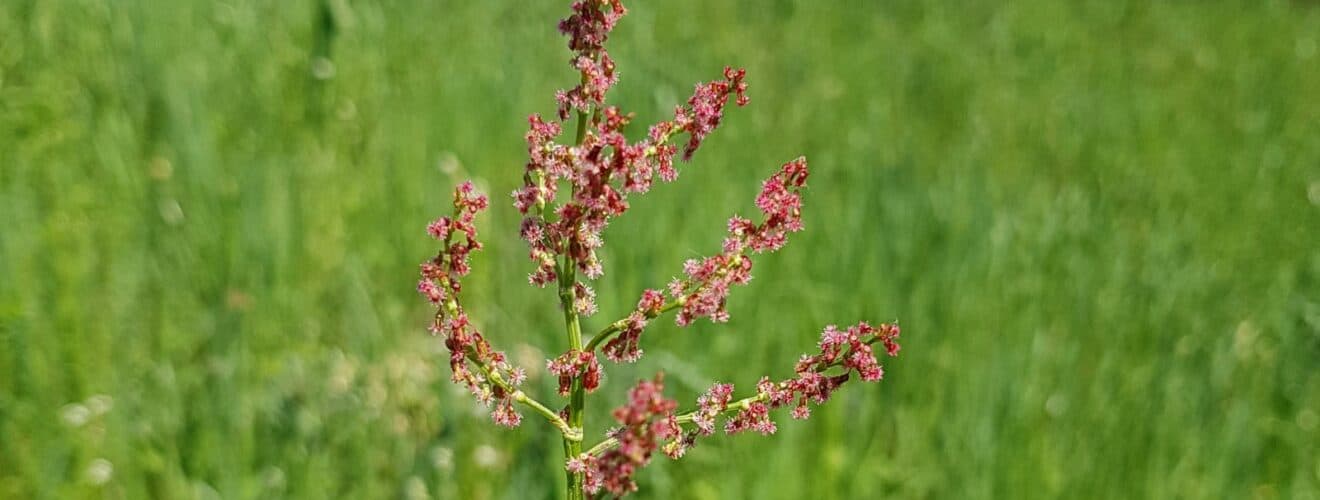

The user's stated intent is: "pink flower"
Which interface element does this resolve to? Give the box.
[419,261,443,280]
[665,158,809,326]
[419,183,527,427]
[602,312,646,363]
[680,67,749,160]
[416,279,444,305]
[557,54,620,120]
[725,401,776,436]
[573,283,598,316]
[723,322,901,433]
[790,404,811,420]
[880,323,902,357]
[426,217,451,240]
[667,278,686,298]
[548,350,603,396]
[566,454,603,493]
[558,0,626,53]
[600,288,669,363]
[581,374,679,496]
[492,397,523,428]
[638,289,666,314]
[692,382,734,435]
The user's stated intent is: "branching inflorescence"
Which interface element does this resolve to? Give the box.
[416,1,902,498]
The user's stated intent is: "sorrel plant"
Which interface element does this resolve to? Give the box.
[416,1,902,497]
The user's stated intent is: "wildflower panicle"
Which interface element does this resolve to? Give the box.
[414,1,902,497]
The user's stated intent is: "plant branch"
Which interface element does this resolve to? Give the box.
[585,392,770,456]
[581,332,893,456]
[583,299,684,352]
[464,349,582,441]
[583,253,749,354]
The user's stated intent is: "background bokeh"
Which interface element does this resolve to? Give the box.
[2,0,1318,498]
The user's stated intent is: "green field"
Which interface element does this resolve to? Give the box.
[2,1,1317,498]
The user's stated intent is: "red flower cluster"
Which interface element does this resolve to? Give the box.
[515,85,751,286]
[557,54,619,121]
[419,181,488,301]
[417,183,527,427]
[724,385,778,435]
[669,158,810,326]
[573,282,598,316]
[690,382,734,436]
[559,1,625,53]
[547,349,603,396]
[556,0,624,119]
[513,2,755,289]
[727,322,902,433]
[681,67,749,160]
[570,374,681,496]
[809,322,902,382]
[601,289,666,363]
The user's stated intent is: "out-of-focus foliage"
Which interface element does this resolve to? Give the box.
[1,0,1316,498]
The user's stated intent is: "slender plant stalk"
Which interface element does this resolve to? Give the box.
[559,100,592,500]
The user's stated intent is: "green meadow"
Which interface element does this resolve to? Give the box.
[1,1,1317,498]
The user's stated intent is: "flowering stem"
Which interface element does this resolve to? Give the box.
[585,392,771,456]
[673,393,768,424]
[582,331,893,457]
[561,75,593,500]
[465,349,582,441]
[583,299,684,352]
[583,253,752,354]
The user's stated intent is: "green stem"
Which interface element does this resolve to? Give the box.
[559,252,586,499]
[562,82,592,500]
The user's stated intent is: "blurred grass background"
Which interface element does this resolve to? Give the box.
[2,0,1318,498]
